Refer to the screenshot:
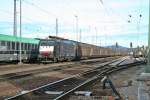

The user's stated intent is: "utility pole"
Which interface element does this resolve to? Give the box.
[88,25,93,44]
[130,42,133,57]
[99,40,101,47]
[56,18,58,36]
[79,29,81,42]
[95,27,98,45]
[74,15,79,59]
[14,0,17,36]
[115,42,118,56]
[146,4,150,73]
[75,15,78,41]
[19,0,22,64]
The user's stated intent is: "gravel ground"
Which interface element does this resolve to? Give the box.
[0,57,118,75]
[0,62,74,75]
[110,65,144,100]
[67,64,146,100]
[0,60,106,99]
[0,57,119,99]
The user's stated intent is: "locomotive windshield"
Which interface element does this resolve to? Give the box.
[40,41,47,46]
[47,41,55,46]
[40,40,55,46]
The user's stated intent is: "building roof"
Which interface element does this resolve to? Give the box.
[0,34,39,44]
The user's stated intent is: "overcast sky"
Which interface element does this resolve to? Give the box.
[0,0,149,47]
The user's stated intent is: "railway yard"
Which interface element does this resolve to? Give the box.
[0,56,146,100]
[0,0,149,100]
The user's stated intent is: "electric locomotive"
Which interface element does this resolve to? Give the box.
[38,36,77,62]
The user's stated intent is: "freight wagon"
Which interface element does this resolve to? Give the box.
[77,43,115,59]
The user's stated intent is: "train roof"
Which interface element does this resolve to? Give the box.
[38,36,75,42]
[42,35,113,49]
[49,36,65,40]
[0,34,39,44]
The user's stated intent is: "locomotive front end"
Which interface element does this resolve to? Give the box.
[38,40,55,61]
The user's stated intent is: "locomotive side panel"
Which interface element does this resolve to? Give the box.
[59,40,76,61]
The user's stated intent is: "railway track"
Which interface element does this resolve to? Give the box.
[5,57,145,100]
[0,57,119,81]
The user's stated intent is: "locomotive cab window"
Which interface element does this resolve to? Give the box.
[40,40,55,46]
[40,41,47,46]
[47,41,55,46]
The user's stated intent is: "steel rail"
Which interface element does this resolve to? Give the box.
[54,58,145,100]
[5,57,137,100]
[0,57,119,81]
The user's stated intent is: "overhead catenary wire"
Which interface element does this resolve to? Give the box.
[23,0,75,25]
[0,9,13,15]
[127,0,143,47]
[0,8,146,37]
[0,9,14,21]
[97,0,110,46]
[0,8,54,34]
[97,0,144,47]
[98,0,129,23]
[23,0,56,18]
[0,0,146,47]
[137,0,143,47]
[23,0,80,38]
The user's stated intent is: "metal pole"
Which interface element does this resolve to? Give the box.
[75,15,78,41]
[79,29,81,42]
[130,42,133,57]
[146,2,150,73]
[56,18,58,36]
[104,26,107,46]
[19,0,22,64]
[95,27,98,45]
[14,0,17,36]
[88,25,93,44]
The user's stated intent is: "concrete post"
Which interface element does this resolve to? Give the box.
[56,18,58,36]
[145,2,150,73]
[19,0,22,64]
[14,0,17,36]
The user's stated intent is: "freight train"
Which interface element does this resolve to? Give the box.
[38,36,120,62]
[0,34,126,63]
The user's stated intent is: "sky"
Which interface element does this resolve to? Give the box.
[0,0,149,47]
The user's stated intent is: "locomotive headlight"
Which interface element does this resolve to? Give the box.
[39,46,54,57]
[49,46,54,52]
[39,46,54,52]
